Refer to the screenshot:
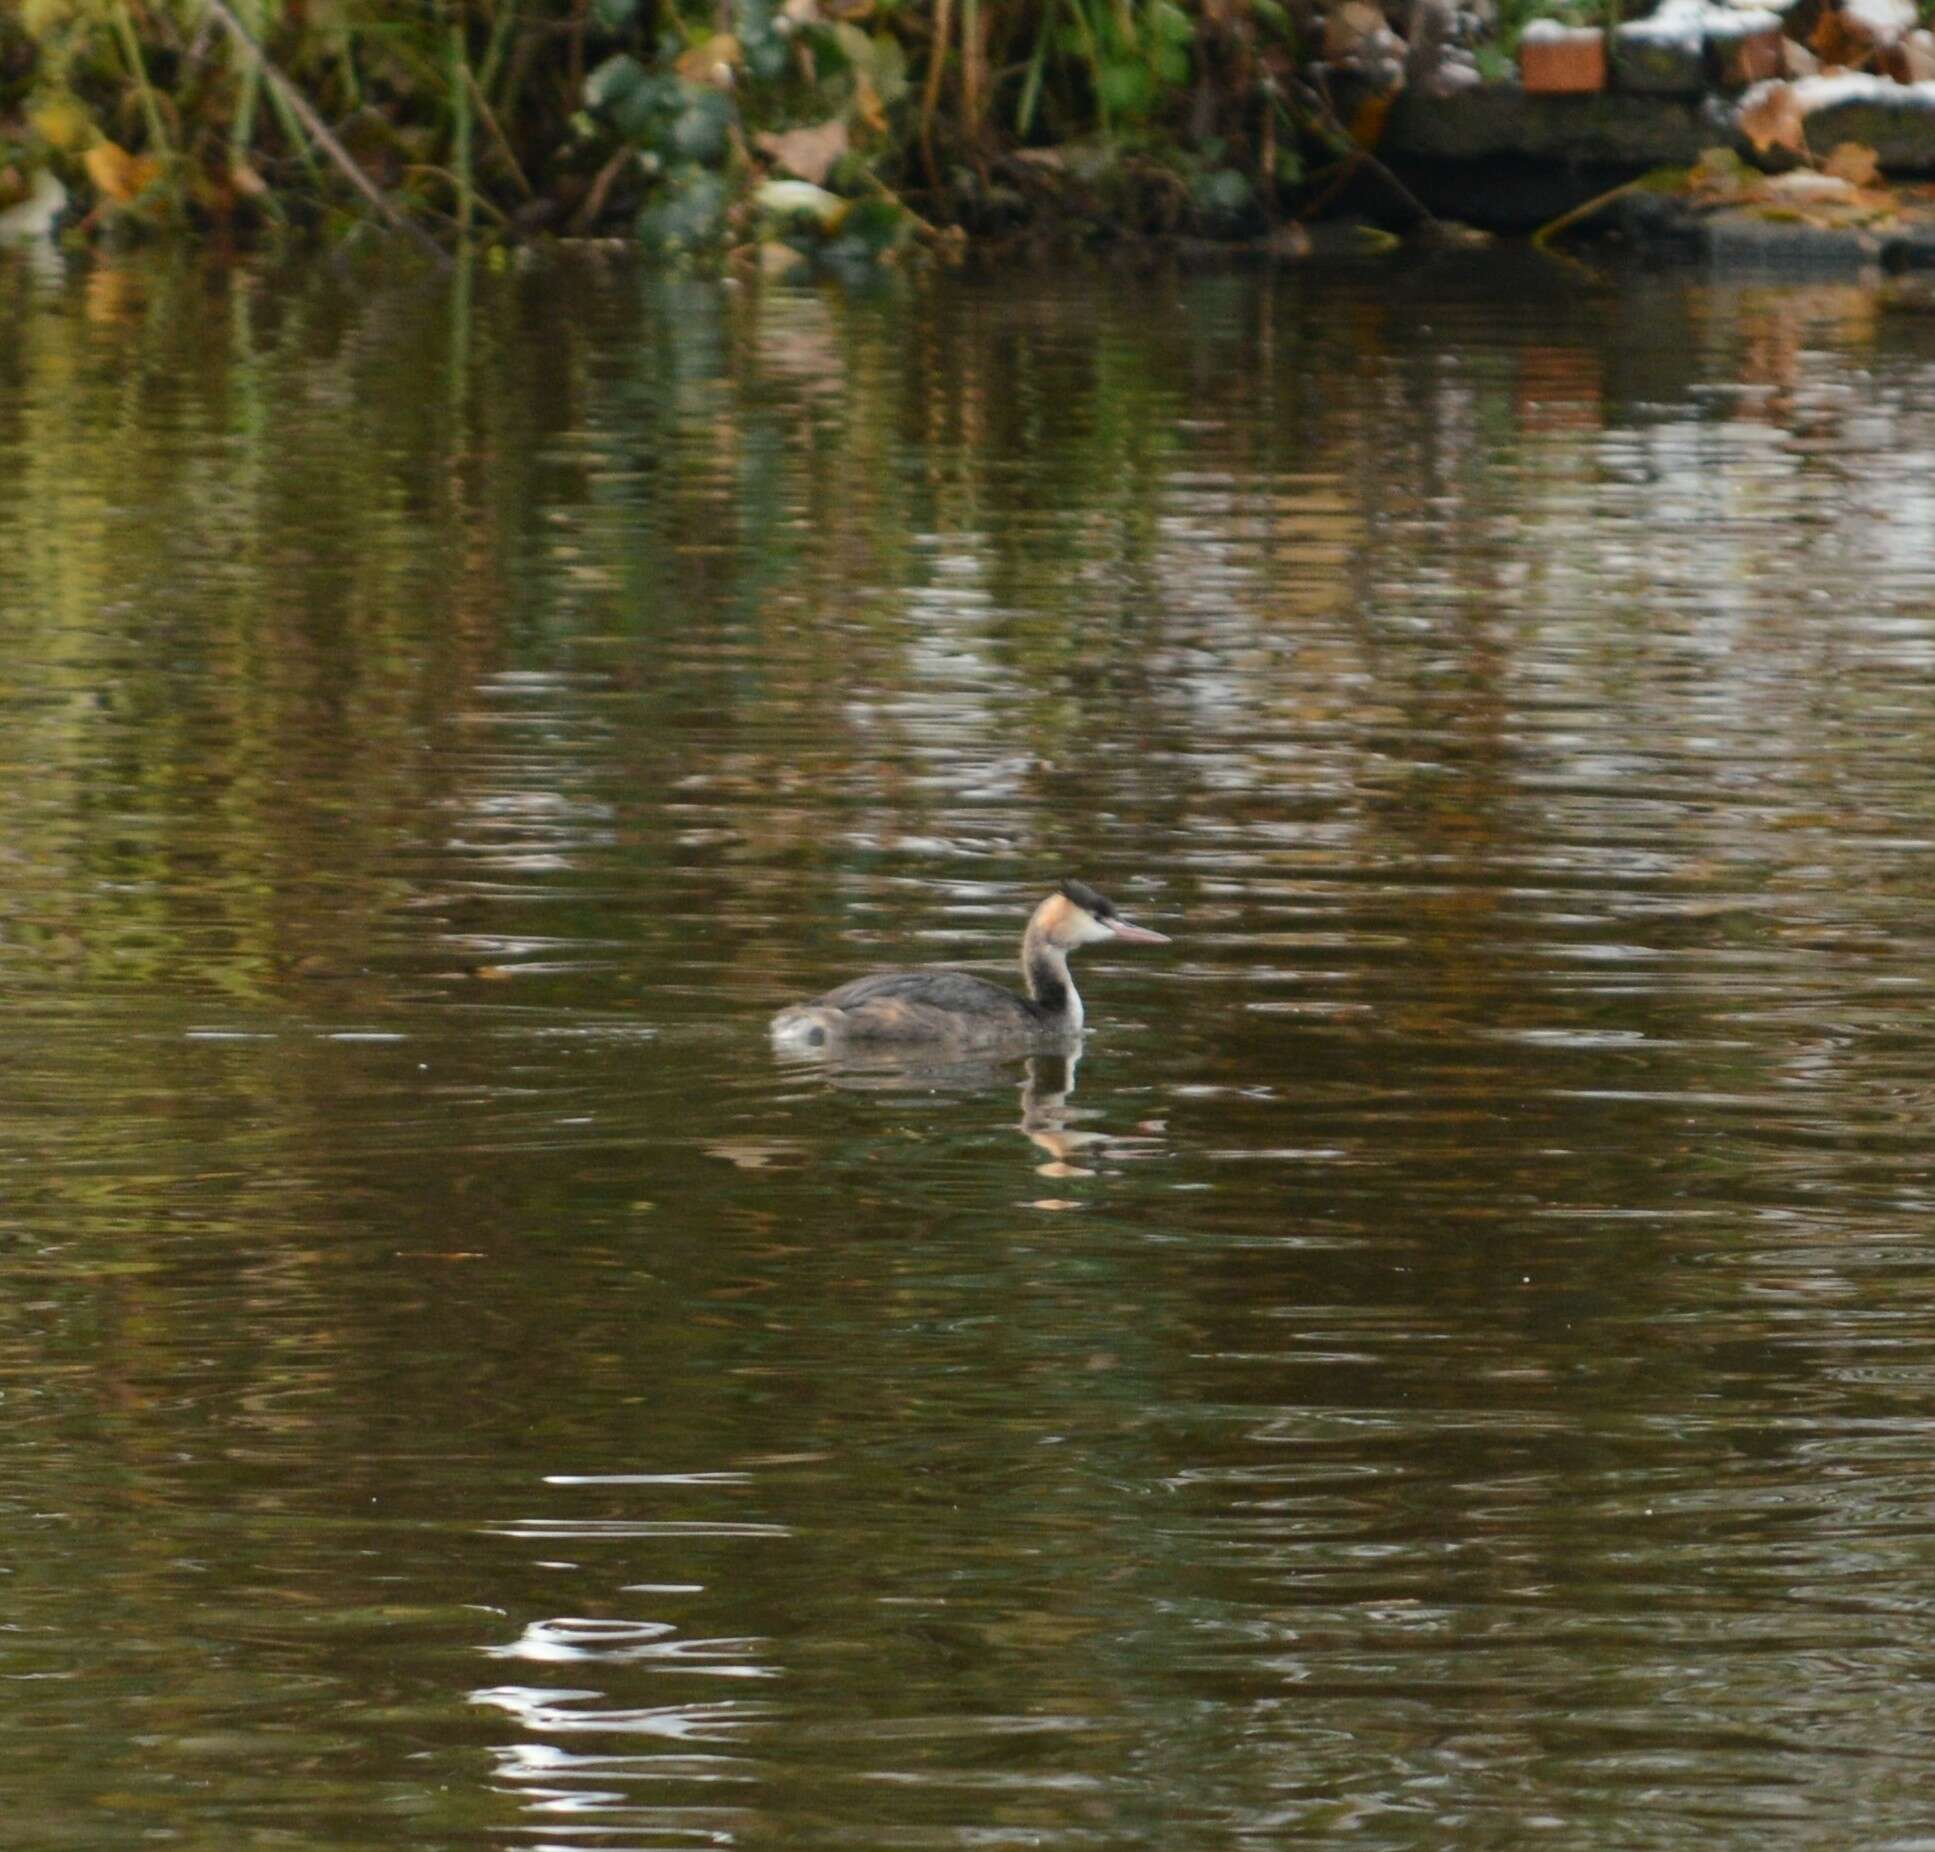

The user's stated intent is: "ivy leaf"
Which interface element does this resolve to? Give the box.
[671,89,734,165]
[584,53,649,115]
[638,165,730,252]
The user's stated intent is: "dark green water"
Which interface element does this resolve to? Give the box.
[7,244,1935,1848]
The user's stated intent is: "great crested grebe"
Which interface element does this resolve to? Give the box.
[770,879,1171,1052]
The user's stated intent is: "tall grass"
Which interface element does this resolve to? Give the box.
[0,1,1302,248]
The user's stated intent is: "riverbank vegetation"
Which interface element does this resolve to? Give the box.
[0,0,1380,258]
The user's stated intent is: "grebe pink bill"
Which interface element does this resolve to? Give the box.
[770,879,1171,1054]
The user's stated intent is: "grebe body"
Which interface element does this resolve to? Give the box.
[771,880,1170,1053]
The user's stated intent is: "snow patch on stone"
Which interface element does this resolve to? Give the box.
[1842,0,1916,44]
[1621,0,1779,39]
[1796,70,1935,108]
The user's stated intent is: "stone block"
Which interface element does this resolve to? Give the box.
[1612,10,1707,93]
[1787,80,1935,173]
[1839,0,1916,52]
[1702,207,1879,269]
[1881,220,1935,268]
[1728,73,1935,173]
[1385,83,1719,164]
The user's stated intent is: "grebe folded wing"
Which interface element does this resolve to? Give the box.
[811,968,1035,1016]
[773,967,1041,1048]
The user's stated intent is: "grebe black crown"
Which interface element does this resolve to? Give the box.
[1058,878,1117,920]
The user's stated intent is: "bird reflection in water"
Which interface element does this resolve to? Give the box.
[773,1043,1164,1179]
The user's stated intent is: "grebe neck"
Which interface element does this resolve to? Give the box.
[1022,930,1084,1033]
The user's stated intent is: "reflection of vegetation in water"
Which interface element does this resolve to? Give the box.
[9,250,1916,1040]
[0,254,1340,1019]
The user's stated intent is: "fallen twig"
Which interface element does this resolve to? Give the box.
[464,63,535,200]
[569,145,633,235]
[1532,166,1687,249]
[1291,80,1439,228]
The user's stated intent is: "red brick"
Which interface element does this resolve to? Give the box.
[1519,26,1608,94]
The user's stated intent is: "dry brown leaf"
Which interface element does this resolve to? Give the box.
[1824,140,1881,187]
[1781,36,1820,77]
[756,118,850,186]
[1738,81,1808,159]
[851,69,887,136]
[676,32,742,84]
[1809,11,1858,62]
[84,140,159,206]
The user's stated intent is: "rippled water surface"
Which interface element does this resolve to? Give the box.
[9,244,1935,1847]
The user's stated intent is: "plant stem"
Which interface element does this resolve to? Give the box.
[1065,0,1109,137]
[263,74,327,190]
[231,0,264,167]
[451,5,474,246]
[963,0,984,132]
[202,0,452,264]
[465,64,535,199]
[1016,0,1054,134]
[477,2,519,106]
[921,0,955,183]
[113,0,174,160]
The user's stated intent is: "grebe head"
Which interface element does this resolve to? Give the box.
[1037,878,1172,950]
